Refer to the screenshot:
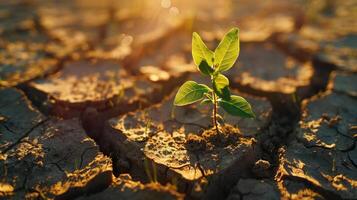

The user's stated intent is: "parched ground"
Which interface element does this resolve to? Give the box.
[0,0,356,199]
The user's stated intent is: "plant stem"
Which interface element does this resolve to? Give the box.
[212,91,219,134]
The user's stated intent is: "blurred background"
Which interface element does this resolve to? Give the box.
[0,0,356,110]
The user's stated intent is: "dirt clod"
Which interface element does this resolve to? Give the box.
[252,159,271,178]
[186,133,206,152]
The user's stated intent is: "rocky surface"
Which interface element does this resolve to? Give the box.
[226,42,313,96]
[327,71,357,97]
[276,72,357,199]
[77,174,184,200]
[227,179,280,200]
[0,88,46,152]
[276,177,325,200]
[23,59,135,117]
[297,92,356,151]
[135,30,194,81]
[0,88,112,199]
[0,1,36,34]
[315,34,357,72]
[102,92,272,199]
[0,0,356,199]
[0,88,183,200]
[24,59,185,118]
[0,30,59,87]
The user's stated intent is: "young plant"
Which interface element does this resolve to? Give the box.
[173,28,255,133]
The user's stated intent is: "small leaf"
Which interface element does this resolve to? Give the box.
[198,60,214,76]
[213,74,230,99]
[219,95,255,118]
[174,81,211,106]
[214,28,240,72]
[220,87,231,100]
[200,98,212,105]
[192,32,214,68]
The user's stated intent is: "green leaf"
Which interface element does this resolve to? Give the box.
[200,98,212,105]
[214,28,240,72]
[213,74,230,100]
[198,60,214,76]
[192,32,214,68]
[219,87,231,100]
[174,81,211,106]
[219,95,255,118]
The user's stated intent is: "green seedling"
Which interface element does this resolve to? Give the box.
[174,28,255,133]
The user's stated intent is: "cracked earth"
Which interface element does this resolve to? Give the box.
[0,0,356,199]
